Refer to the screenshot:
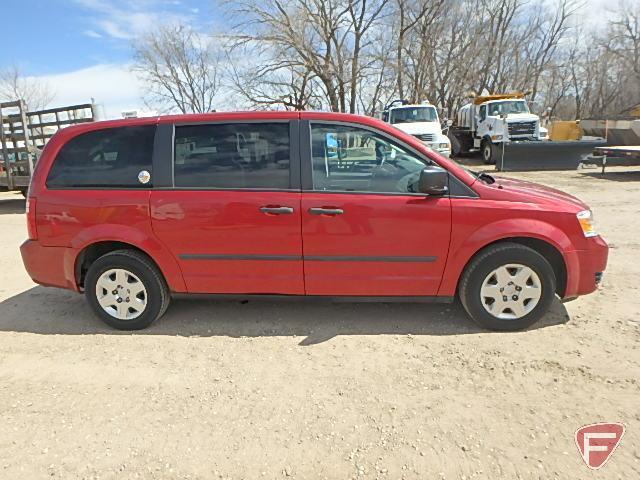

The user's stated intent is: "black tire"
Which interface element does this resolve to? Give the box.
[459,242,556,331]
[481,139,494,164]
[85,249,170,330]
[449,134,462,157]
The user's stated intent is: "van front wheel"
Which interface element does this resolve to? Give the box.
[459,243,556,331]
[85,250,170,330]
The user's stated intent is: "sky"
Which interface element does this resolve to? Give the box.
[0,0,615,119]
[0,0,222,118]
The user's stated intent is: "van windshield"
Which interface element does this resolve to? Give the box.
[390,107,438,124]
[487,100,529,116]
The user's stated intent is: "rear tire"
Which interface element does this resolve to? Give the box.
[85,249,170,330]
[459,242,556,331]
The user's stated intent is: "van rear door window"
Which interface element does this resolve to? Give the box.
[47,126,155,188]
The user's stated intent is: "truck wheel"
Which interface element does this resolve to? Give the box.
[481,140,494,164]
[85,249,170,330]
[459,242,556,331]
[450,134,462,157]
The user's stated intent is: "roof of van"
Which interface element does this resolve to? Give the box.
[60,110,403,131]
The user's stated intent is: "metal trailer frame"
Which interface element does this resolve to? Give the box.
[0,100,95,192]
[590,146,640,174]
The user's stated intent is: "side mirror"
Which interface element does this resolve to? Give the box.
[415,166,449,195]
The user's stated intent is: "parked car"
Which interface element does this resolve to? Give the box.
[20,111,608,331]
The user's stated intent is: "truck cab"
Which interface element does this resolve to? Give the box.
[476,99,540,144]
[451,93,541,164]
[383,103,451,157]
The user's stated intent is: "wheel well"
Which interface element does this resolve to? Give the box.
[461,237,567,297]
[75,241,152,289]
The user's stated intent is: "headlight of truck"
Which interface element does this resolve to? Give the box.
[438,143,450,149]
[491,134,503,141]
[577,210,597,237]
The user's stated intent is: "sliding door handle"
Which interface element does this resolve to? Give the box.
[308,207,344,216]
[260,206,294,215]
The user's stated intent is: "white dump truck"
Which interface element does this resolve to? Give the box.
[449,93,543,164]
[382,101,451,157]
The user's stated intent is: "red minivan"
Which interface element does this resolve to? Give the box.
[20,111,608,331]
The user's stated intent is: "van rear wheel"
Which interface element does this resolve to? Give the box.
[85,249,170,330]
[459,243,556,331]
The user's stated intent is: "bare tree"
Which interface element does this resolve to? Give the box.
[0,64,55,110]
[392,0,444,101]
[228,42,324,110]
[132,24,221,113]
[221,0,636,121]
[228,0,392,114]
[550,0,640,118]
[608,4,640,100]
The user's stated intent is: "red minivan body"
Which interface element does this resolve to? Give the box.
[20,111,608,330]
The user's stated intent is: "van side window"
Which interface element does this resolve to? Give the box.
[310,124,429,194]
[173,123,290,189]
[47,126,155,188]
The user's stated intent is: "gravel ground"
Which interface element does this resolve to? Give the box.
[0,165,638,479]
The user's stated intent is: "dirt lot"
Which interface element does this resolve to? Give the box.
[0,166,638,479]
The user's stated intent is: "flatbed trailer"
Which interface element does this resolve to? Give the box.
[590,145,640,174]
[1,100,95,193]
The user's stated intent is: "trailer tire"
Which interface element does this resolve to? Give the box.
[481,139,495,164]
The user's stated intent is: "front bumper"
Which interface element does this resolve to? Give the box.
[422,142,450,157]
[564,235,609,298]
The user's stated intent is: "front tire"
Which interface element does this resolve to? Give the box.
[449,134,462,157]
[481,139,494,164]
[459,243,556,331]
[85,250,170,330]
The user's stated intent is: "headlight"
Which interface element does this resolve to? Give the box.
[438,143,450,149]
[491,134,503,141]
[577,210,597,237]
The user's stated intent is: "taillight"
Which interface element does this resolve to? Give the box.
[26,197,38,240]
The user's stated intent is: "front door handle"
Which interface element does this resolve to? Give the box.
[308,207,344,216]
[260,206,294,215]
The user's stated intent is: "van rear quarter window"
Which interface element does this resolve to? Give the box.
[173,123,290,189]
[46,126,155,188]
